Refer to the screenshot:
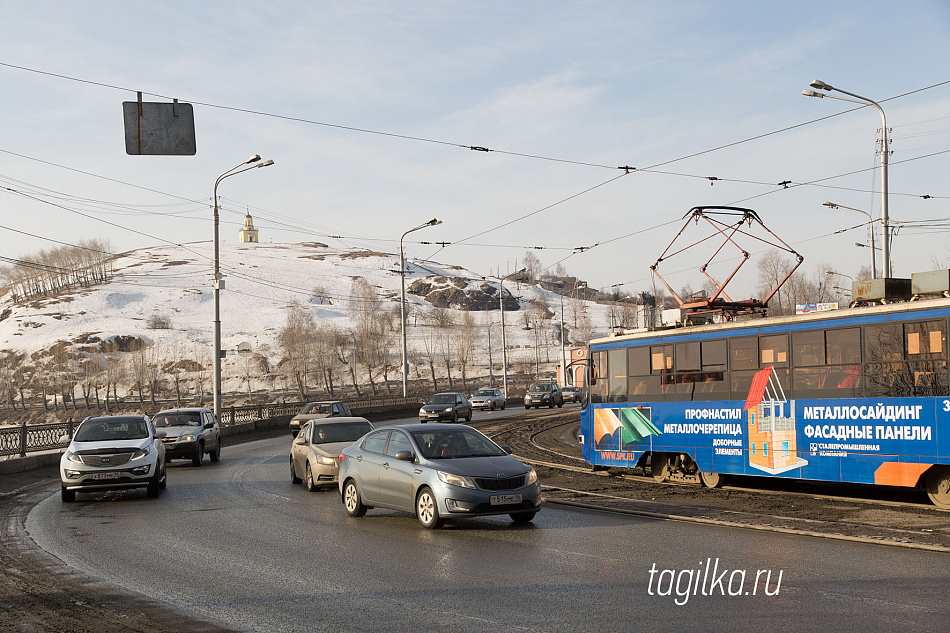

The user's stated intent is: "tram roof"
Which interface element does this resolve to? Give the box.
[589,296,950,348]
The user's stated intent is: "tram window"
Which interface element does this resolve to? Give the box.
[676,371,727,401]
[651,345,673,374]
[905,321,945,359]
[792,331,824,367]
[731,370,757,399]
[627,346,650,376]
[702,340,727,371]
[608,348,628,378]
[591,350,608,381]
[827,328,861,364]
[759,335,788,366]
[864,324,902,362]
[589,350,608,403]
[865,363,913,398]
[607,348,629,402]
[908,360,949,397]
[731,336,758,370]
[793,364,862,399]
[628,375,659,397]
[675,342,700,372]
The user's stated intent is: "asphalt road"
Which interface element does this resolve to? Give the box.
[27,428,949,632]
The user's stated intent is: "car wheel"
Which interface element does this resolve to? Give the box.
[548,401,554,408]
[61,486,76,503]
[146,470,161,498]
[192,444,203,467]
[465,411,472,422]
[490,401,495,411]
[290,458,302,484]
[557,401,563,408]
[524,404,530,410]
[343,479,367,517]
[501,402,506,410]
[159,463,167,489]
[451,412,458,423]
[510,512,536,524]
[416,487,444,529]
[306,463,319,492]
[209,442,221,462]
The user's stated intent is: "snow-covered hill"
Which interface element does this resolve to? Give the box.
[0,242,608,399]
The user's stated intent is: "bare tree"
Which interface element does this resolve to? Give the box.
[279,303,317,400]
[522,251,542,283]
[419,309,441,392]
[453,311,479,392]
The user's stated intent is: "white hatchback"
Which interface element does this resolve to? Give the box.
[60,415,167,502]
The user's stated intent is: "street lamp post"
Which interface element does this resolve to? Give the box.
[399,218,441,398]
[803,80,890,277]
[498,268,527,398]
[557,282,568,386]
[825,270,854,304]
[212,155,274,423]
[823,202,877,278]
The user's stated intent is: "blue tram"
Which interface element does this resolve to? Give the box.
[579,297,950,508]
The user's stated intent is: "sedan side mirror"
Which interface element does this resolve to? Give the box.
[394,450,415,462]
[293,437,307,446]
[58,435,70,445]
[500,445,513,454]
[205,422,214,429]
[155,430,167,440]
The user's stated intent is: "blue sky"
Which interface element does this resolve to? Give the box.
[1,1,949,298]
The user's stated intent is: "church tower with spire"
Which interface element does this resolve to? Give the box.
[239,210,259,243]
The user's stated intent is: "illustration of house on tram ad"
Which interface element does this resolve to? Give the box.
[744,366,808,474]
[239,211,259,243]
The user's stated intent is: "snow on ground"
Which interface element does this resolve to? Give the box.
[0,242,609,394]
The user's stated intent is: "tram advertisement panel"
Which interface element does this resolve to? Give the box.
[587,396,946,486]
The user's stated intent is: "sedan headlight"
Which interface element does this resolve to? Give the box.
[64,450,83,464]
[444,407,454,413]
[437,471,477,489]
[317,455,336,466]
[130,446,151,460]
[525,468,538,486]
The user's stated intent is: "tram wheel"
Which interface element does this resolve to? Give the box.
[651,452,669,482]
[699,471,724,488]
[925,467,950,509]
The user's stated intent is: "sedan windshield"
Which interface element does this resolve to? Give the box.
[303,403,332,414]
[74,419,149,442]
[312,422,372,444]
[153,413,201,427]
[426,394,456,405]
[529,384,553,392]
[474,389,494,396]
[411,429,506,459]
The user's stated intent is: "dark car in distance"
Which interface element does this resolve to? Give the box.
[152,407,222,466]
[523,382,563,409]
[419,393,472,423]
[561,386,582,404]
[289,401,353,436]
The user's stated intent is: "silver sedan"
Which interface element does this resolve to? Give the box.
[338,423,540,529]
[290,417,374,491]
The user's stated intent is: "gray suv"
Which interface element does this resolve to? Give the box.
[152,408,222,466]
[523,382,563,409]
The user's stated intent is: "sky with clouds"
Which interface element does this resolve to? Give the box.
[1,1,949,299]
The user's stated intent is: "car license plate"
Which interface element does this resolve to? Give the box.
[490,494,522,505]
[92,472,120,480]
